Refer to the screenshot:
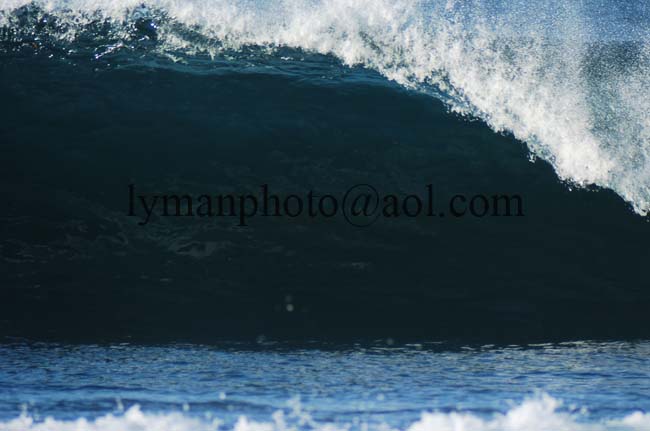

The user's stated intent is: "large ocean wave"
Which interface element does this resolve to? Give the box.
[1,0,649,214]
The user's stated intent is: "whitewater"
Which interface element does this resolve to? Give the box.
[0,0,649,213]
[1,396,650,431]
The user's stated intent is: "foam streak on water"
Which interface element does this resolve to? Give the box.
[0,395,649,431]
[1,0,649,213]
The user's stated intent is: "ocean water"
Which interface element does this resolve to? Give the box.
[0,342,649,431]
[1,0,649,212]
[0,0,650,342]
[2,0,650,340]
[1,1,650,430]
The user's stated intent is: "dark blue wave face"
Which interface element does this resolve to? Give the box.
[0,0,650,342]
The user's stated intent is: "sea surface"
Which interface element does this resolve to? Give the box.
[0,341,649,431]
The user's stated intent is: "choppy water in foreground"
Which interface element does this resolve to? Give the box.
[0,341,649,431]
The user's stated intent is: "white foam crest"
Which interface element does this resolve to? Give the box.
[408,394,650,431]
[605,45,650,213]
[1,395,649,431]
[0,405,221,431]
[1,0,649,213]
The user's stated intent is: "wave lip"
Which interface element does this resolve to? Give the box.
[1,395,649,431]
[1,0,650,214]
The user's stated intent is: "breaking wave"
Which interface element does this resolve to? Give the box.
[1,395,649,431]
[1,0,649,213]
